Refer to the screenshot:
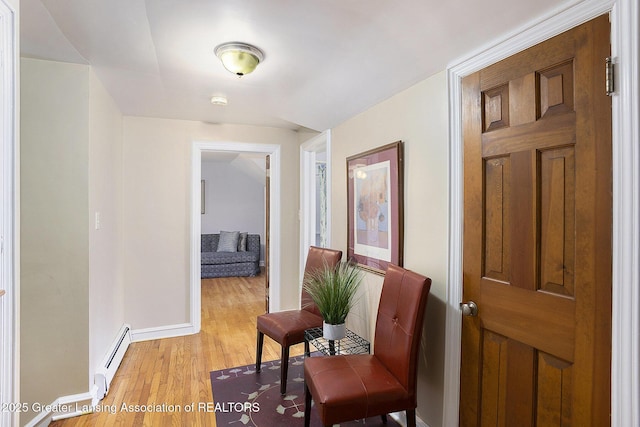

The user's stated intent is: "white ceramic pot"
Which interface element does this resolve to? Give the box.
[323,321,346,340]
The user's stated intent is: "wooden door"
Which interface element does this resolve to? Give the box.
[460,15,612,426]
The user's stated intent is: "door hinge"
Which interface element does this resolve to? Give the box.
[605,57,615,96]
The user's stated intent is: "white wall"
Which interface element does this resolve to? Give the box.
[20,58,91,422]
[332,70,449,427]
[122,118,301,329]
[201,156,266,262]
[88,71,125,384]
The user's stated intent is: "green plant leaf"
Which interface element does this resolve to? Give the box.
[303,261,363,325]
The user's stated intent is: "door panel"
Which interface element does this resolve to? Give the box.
[460,15,611,426]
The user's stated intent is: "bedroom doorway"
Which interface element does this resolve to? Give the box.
[190,141,282,333]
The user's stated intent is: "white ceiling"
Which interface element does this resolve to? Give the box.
[202,151,266,183]
[20,0,565,132]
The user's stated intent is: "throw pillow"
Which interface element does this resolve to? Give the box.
[217,231,239,252]
[237,232,248,252]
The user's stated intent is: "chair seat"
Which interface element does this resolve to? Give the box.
[257,309,323,348]
[304,354,412,426]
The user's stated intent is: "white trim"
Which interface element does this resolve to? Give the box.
[130,323,195,343]
[190,146,203,332]
[444,0,637,425]
[191,141,282,319]
[0,0,18,425]
[610,0,640,425]
[443,63,464,427]
[389,411,430,427]
[299,130,332,285]
[23,390,95,427]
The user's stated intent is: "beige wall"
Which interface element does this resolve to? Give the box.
[21,58,125,425]
[121,118,302,328]
[19,55,445,426]
[332,70,449,427]
[20,58,91,421]
[88,71,125,381]
[20,59,304,420]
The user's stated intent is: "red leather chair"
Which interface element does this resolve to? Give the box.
[256,246,342,395]
[304,264,431,427]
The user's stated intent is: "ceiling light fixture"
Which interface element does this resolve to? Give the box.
[214,42,264,77]
[210,95,228,106]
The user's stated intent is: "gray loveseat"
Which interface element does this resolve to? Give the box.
[201,233,261,278]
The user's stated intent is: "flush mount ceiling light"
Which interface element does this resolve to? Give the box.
[210,95,228,106]
[214,42,264,76]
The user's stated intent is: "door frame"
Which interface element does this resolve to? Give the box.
[0,0,18,425]
[190,141,282,332]
[299,130,332,284]
[444,0,639,425]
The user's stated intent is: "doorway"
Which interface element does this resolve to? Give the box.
[460,15,611,425]
[300,130,332,281]
[443,1,640,426]
[190,141,282,332]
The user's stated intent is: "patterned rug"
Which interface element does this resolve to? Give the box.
[210,354,400,426]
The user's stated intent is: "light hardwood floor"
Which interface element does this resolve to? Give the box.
[50,273,303,426]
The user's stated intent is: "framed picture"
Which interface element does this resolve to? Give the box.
[201,180,205,214]
[347,141,403,274]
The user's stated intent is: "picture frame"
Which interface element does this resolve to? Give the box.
[347,141,403,274]
[201,180,205,214]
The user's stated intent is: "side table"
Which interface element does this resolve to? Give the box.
[304,327,370,356]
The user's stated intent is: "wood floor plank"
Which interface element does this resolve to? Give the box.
[49,272,302,426]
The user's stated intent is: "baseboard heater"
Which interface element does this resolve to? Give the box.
[94,324,131,400]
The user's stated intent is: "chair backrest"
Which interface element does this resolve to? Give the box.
[373,264,431,401]
[300,246,343,316]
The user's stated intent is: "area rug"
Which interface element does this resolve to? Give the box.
[210,355,401,426]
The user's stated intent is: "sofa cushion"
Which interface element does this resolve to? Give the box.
[217,230,239,252]
[202,262,260,278]
[201,233,219,252]
[238,232,248,251]
[202,251,259,265]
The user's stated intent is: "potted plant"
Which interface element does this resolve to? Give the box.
[303,261,363,340]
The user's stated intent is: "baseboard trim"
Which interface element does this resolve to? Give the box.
[389,410,430,427]
[130,322,196,342]
[24,388,97,427]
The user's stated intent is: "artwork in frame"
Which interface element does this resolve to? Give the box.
[347,141,403,274]
[201,180,205,214]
